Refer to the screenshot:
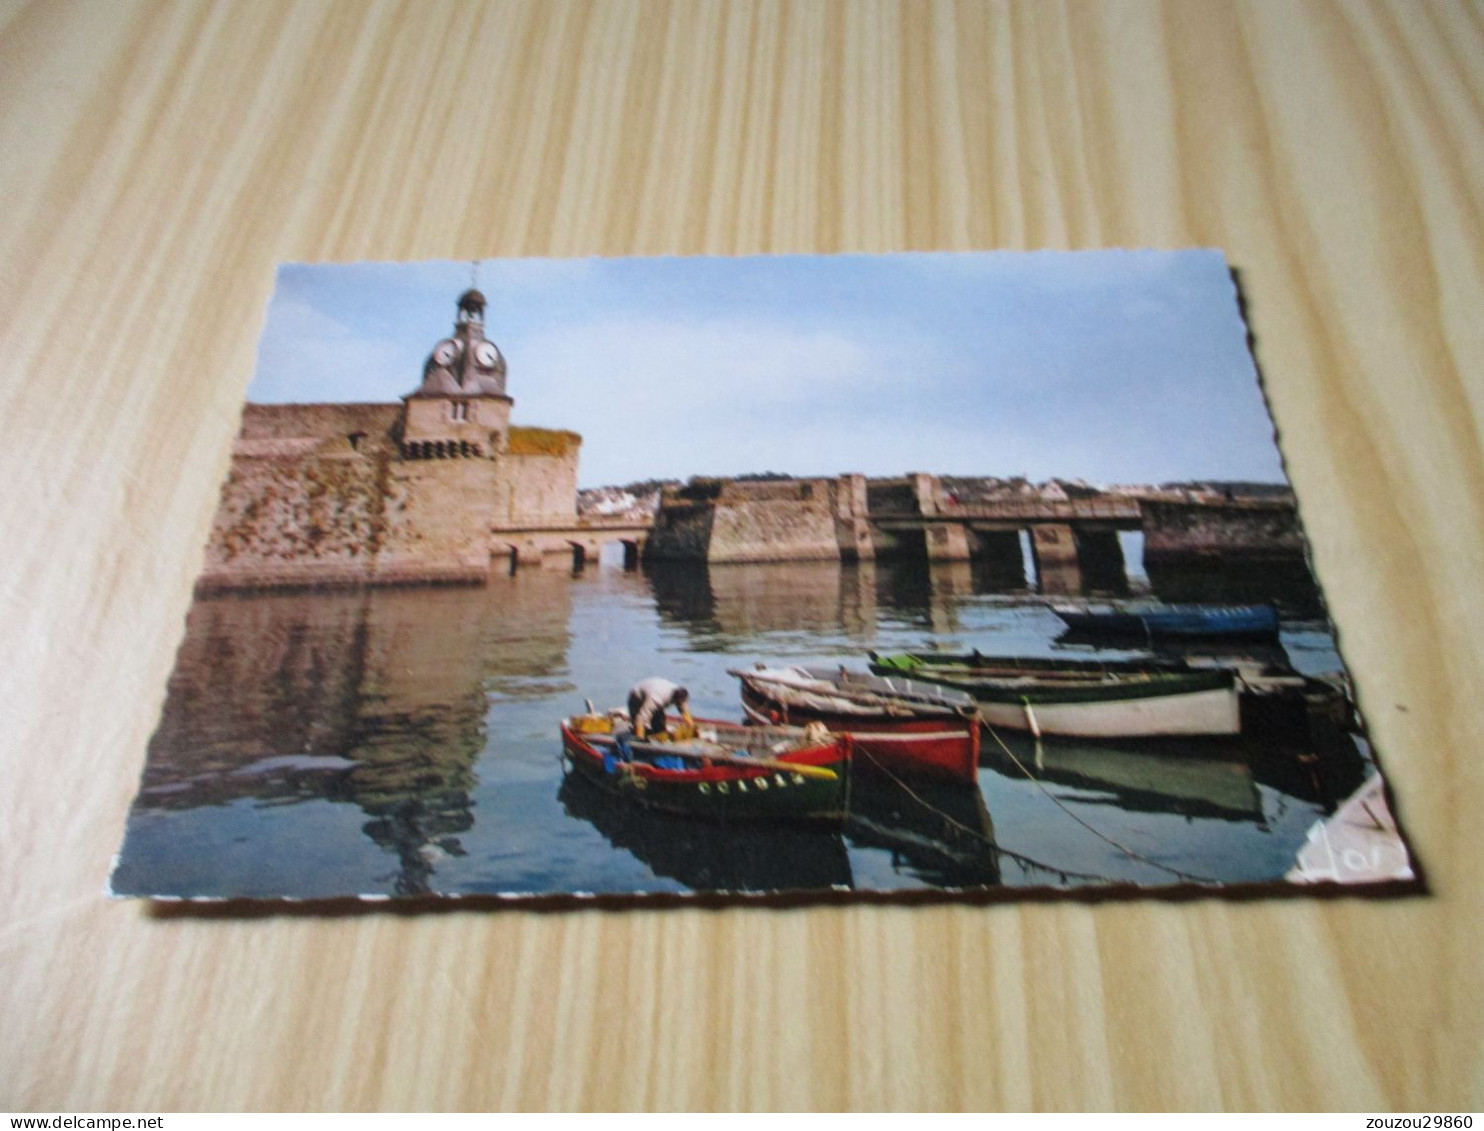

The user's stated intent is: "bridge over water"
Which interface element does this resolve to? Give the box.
[647,472,1302,596]
[860,474,1301,594]
[489,514,651,572]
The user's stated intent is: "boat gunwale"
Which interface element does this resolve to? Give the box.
[869,654,1237,705]
[735,666,976,720]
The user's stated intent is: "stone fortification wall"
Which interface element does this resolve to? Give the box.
[1139,498,1302,560]
[707,498,841,562]
[239,402,399,443]
[645,478,843,563]
[199,405,400,590]
[199,407,586,590]
[377,458,506,584]
[866,478,919,515]
[643,501,716,560]
[503,428,580,524]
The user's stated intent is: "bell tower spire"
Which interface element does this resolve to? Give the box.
[399,285,514,460]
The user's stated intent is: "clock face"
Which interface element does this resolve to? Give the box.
[432,340,459,366]
[474,341,501,368]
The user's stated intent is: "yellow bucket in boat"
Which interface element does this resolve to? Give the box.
[571,714,614,735]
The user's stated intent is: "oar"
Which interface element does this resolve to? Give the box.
[582,732,839,781]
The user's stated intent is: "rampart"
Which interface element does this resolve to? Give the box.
[644,472,1302,572]
[1138,497,1303,561]
[197,405,587,590]
[646,477,867,564]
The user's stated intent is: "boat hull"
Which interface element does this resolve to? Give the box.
[1053,603,1280,640]
[974,685,1241,738]
[870,653,1242,738]
[560,718,851,824]
[737,670,980,784]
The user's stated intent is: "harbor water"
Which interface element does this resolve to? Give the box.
[112,556,1373,900]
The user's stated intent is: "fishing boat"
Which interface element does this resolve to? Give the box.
[559,709,851,823]
[868,651,1242,739]
[732,664,981,784]
[1051,601,1280,640]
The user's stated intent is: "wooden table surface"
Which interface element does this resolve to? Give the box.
[2,0,1480,1112]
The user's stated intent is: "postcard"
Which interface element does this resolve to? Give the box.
[110,250,1418,903]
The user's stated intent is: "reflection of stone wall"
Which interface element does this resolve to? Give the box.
[135,576,575,893]
[648,560,878,639]
[706,561,847,632]
[143,592,371,783]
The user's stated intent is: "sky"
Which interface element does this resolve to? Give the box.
[248,250,1289,489]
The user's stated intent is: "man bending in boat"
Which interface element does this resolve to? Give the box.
[627,677,693,740]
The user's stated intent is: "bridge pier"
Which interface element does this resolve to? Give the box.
[837,518,876,562]
[566,541,597,573]
[834,474,876,562]
[925,522,972,562]
[1031,524,1083,595]
[910,472,941,516]
[926,560,973,633]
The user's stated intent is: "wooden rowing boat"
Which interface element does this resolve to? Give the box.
[868,651,1242,739]
[559,711,851,823]
[1052,602,1280,640]
[732,664,981,785]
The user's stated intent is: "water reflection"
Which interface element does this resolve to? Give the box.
[648,559,880,644]
[557,773,853,892]
[985,733,1265,824]
[120,575,572,895]
[1145,558,1328,617]
[114,551,1383,899]
[846,775,1001,888]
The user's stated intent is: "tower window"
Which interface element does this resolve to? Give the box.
[450,401,473,422]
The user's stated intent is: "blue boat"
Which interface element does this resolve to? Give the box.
[1051,602,1280,640]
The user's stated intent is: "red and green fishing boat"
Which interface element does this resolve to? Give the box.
[732,664,981,784]
[559,710,851,824]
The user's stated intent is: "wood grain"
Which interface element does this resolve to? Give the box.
[1,0,1480,1111]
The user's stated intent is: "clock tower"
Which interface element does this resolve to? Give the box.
[399,288,513,459]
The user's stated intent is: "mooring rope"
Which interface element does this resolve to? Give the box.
[977,716,1223,885]
[857,747,1118,885]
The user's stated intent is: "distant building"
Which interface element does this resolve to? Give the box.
[199,289,599,589]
